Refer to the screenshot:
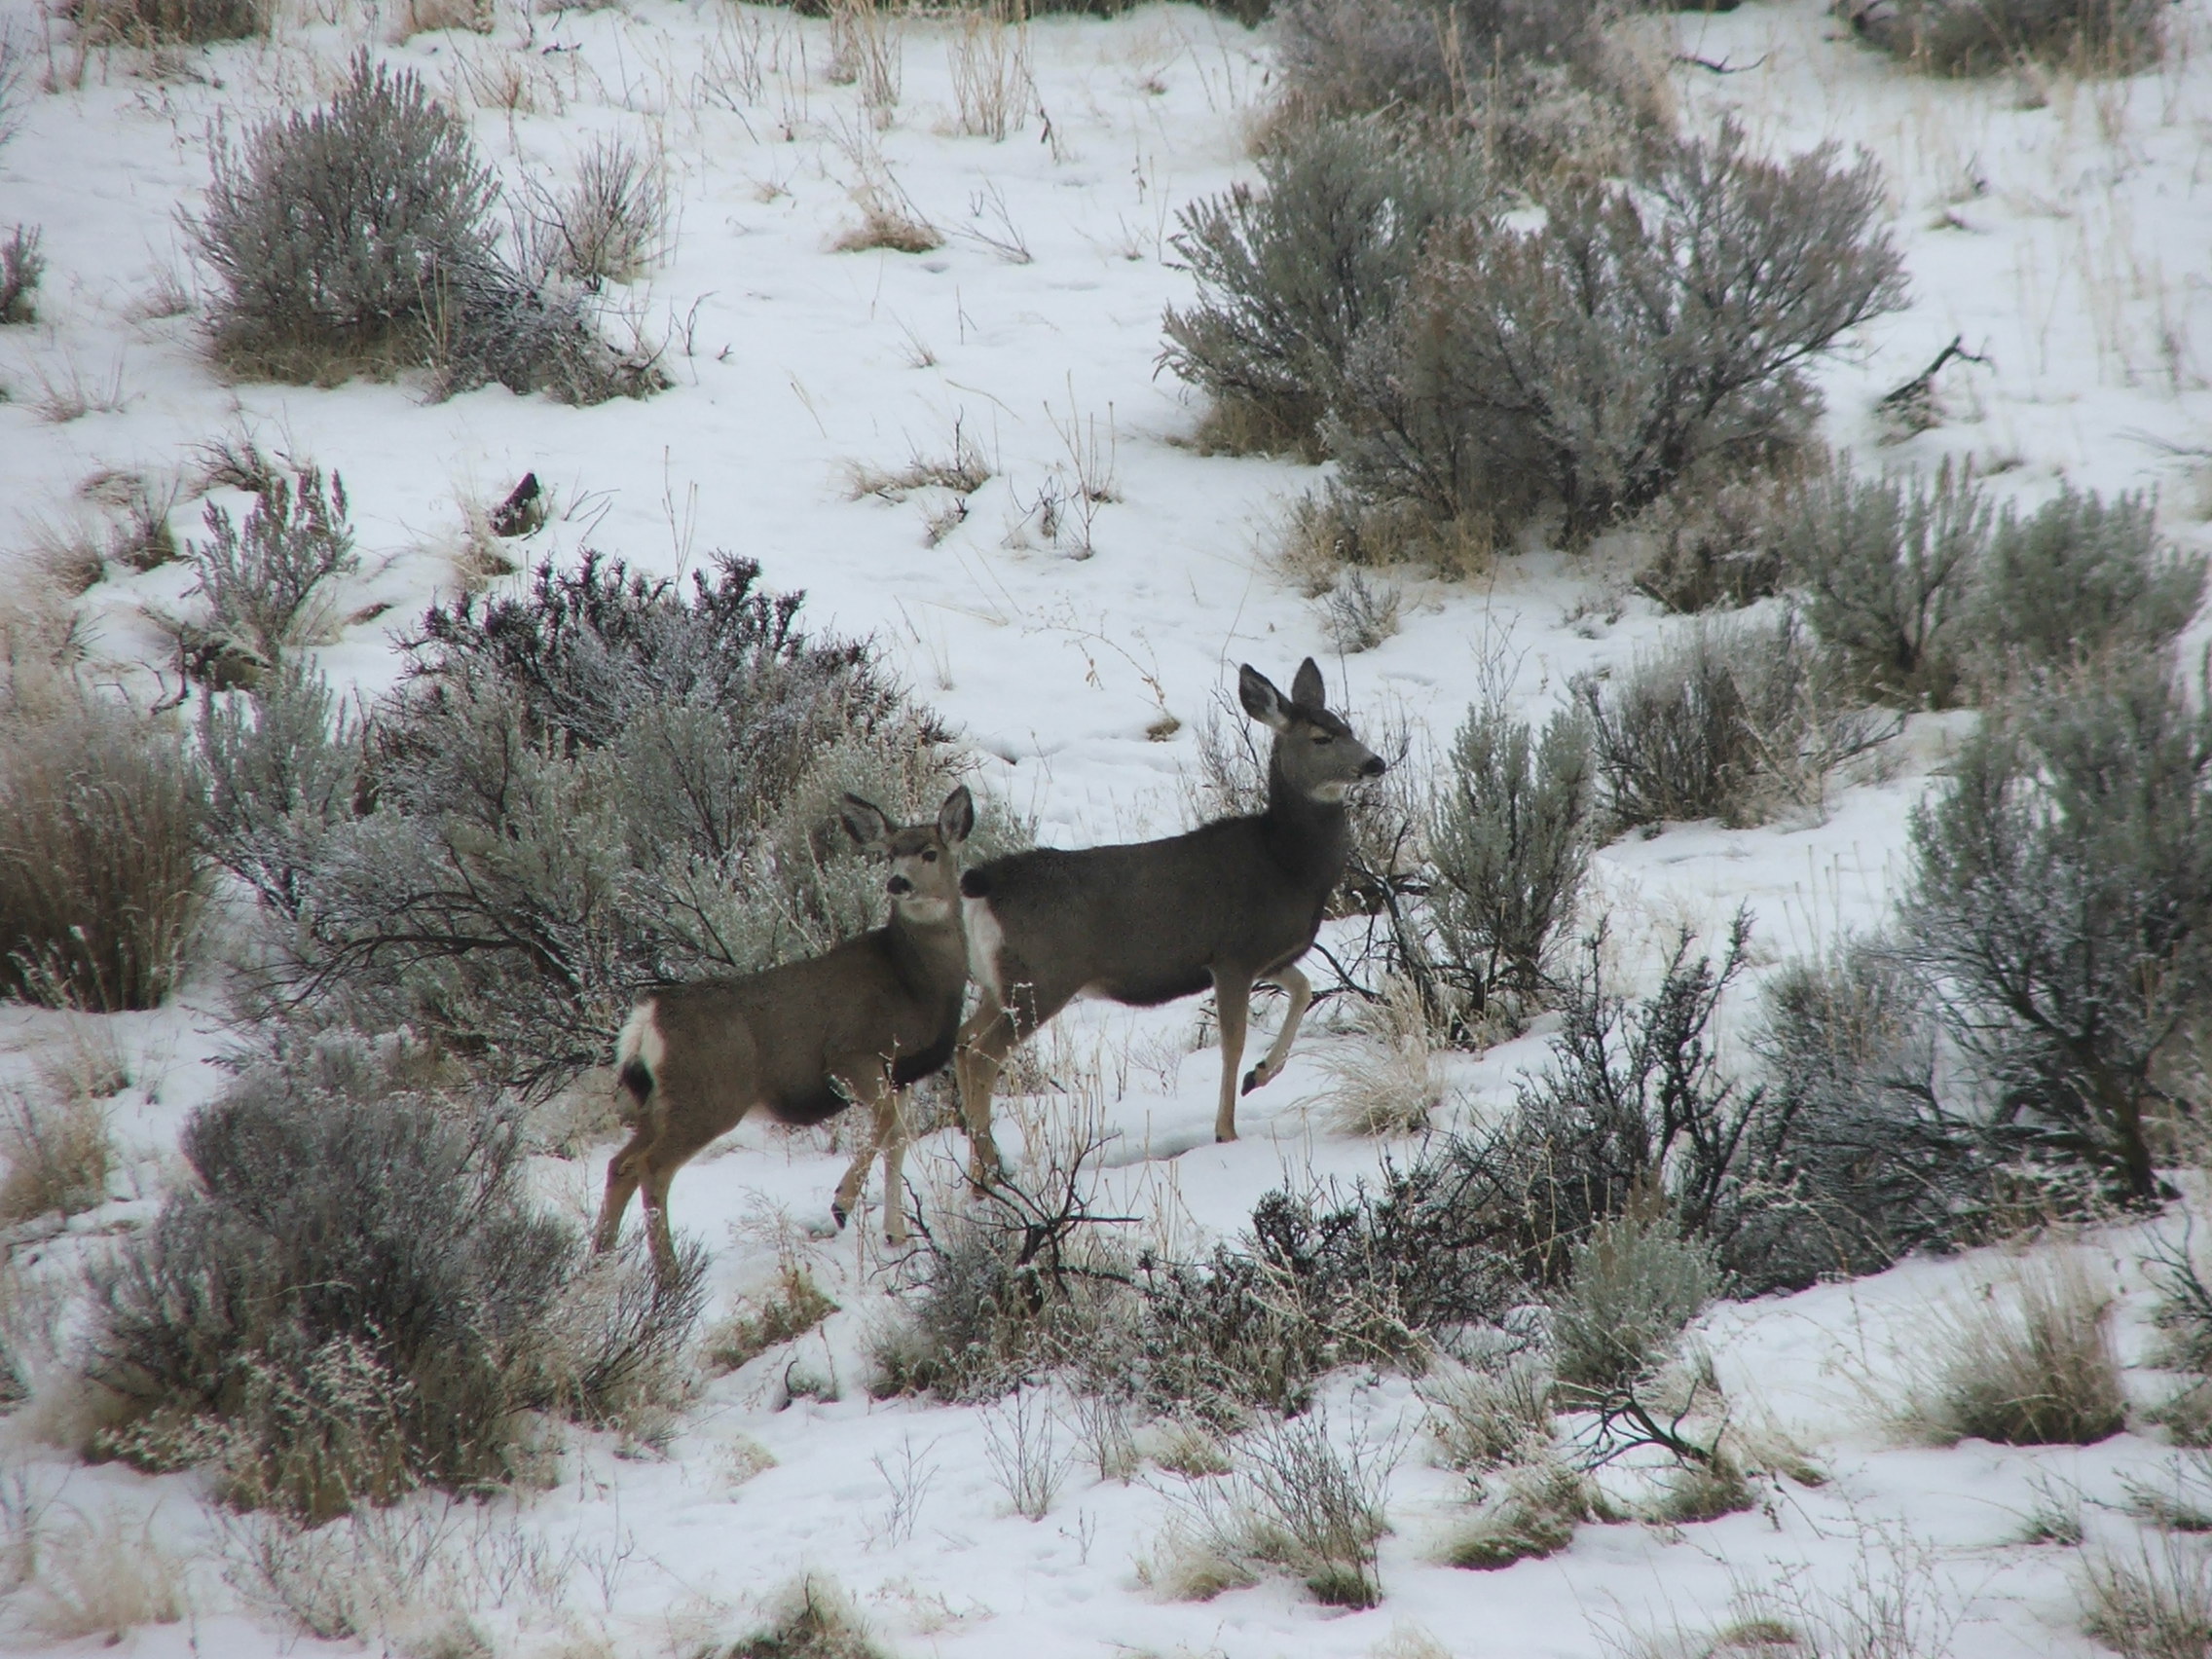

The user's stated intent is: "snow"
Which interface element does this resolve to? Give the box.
[4,0,2212,1652]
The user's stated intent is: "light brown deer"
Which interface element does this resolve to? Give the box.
[953,660,1384,1172]
[596,787,975,1272]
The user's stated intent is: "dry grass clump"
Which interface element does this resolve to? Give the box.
[520,135,672,289]
[2081,1539,2212,1659]
[707,1257,839,1374]
[732,1575,887,1659]
[0,1079,112,1223]
[1442,1453,1590,1569]
[18,1508,186,1643]
[0,684,204,1012]
[1899,1258,2126,1447]
[1316,974,1443,1135]
[1420,1353,1555,1472]
[947,1,1033,140]
[70,0,266,44]
[833,195,944,255]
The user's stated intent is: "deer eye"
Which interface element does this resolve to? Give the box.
[921,848,939,862]
[1311,732,1334,745]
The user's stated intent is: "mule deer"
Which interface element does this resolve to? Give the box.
[596,787,976,1272]
[954,659,1383,1169]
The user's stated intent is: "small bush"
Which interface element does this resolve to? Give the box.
[1578,613,1893,830]
[1733,940,1996,1291]
[0,688,204,1011]
[981,1389,1071,1520]
[72,0,265,43]
[0,224,41,324]
[20,1508,186,1643]
[1161,116,1493,458]
[1423,695,1594,1027]
[1902,1259,2125,1446]
[520,136,671,289]
[193,54,653,404]
[1317,569,1403,654]
[1633,476,1792,614]
[1969,486,2205,693]
[83,1033,704,1519]
[1173,1412,1392,1607]
[731,1575,886,1659]
[0,1080,112,1223]
[176,468,357,685]
[2082,1540,2212,1659]
[1782,459,1986,710]
[1902,655,2212,1201]
[1844,0,2166,77]
[1548,1207,1716,1397]
[1333,123,1905,545]
[1419,1353,1555,1472]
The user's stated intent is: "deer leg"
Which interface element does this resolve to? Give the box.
[830,1065,903,1239]
[1211,970,1253,1143]
[881,1087,911,1246]
[830,1107,881,1233]
[594,1129,650,1253]
[640,1161,679,1280]
[1241,964,1312,1095]
[955,998,1017,1185]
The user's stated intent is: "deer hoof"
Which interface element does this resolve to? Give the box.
[1240,1065,1266,1095]
[830,1201,849,1231]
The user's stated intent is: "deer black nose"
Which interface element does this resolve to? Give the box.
[1360,756,1387,778]
[887,874,914,896]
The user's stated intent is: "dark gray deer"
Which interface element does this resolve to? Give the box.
[596,787,976,1272]
[954,660,1384,1170]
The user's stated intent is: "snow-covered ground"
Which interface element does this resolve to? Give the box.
[4,0,2212,1652]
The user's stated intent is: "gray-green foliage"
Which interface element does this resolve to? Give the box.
[1845,0,2166,76]
[181,468,358,683]
[1272,0,1606,120]
[201,554,1023,1098]
[0,224,41,325]
[1424,696,1593,1026]
[1734,940,1993,1288]
[1902,654,2212,1201]
[84,1033,702,1520]
[1783,459,1986,710]
[1548,1207,1716,1395]
[1333,123,1905,545]
[1972,486,2204,688]
[1578,612,1890,830]
[191,54,657,403]
[1161,117,1492,455]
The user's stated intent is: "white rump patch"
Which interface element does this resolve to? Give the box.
[964,896,1006,1000]
[616,1000,665,1078]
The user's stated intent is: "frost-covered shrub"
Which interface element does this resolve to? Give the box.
[194,54,497,380]
[1782,458,1986,711]
[1332,124,1905,545]
[1632,474,1792,614]
[73,0,267,44]
[1578,612,1891,830]
[1969,486,2204,691]
[1843,0,2165,77]
[83,1035,702,1520]
[1902,655,2212,1202]
[0,689,204,1011]
[1548,1207,1716,1396]
[192,54,657,403]
[202,553,1015,1097]
[0,223,41,325]
[1161,117,1492,456]
[520,135,671,289]
[178,468,357,685]
[1728,940,1995,1291]
[1189,1413,1392,1608]
[1423,696,1594,1026]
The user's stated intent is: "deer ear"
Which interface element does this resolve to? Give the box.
[838,794,895,850]
[938,785,976,845]
[1237,664,1294,732]
[1290,657,1326,711]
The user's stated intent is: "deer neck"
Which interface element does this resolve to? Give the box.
[1263,750,1352,887]
[885,902,969,1000]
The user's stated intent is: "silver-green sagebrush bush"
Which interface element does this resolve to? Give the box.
[1902,653,2212,1203]
[200,553,1024,1098]
[1841,0,2166,77]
